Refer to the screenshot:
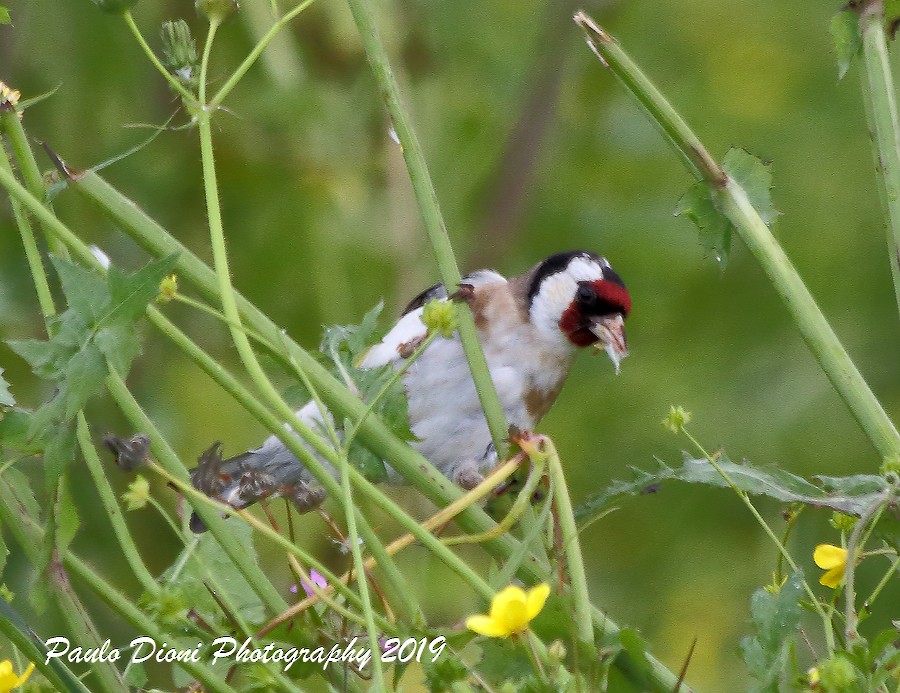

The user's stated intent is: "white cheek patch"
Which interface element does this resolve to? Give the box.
[529,256,607,342]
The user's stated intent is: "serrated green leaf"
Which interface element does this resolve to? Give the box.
[831,10,862,80]
[0,408,42,454]
[576,454,888,526]
[0,368,13,407]
[675,181,732,265]
[95,324,141,376]
[50,255,109,325]
[723,148,778,226]
[102,253,179,328]
[63,344,107,418]
[7,338,65,379]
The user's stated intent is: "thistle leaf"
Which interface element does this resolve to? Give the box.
[723,148,777,226]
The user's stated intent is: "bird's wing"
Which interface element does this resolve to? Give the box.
[360,270,507,370]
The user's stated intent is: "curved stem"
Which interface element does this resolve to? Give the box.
[123,11,197,105]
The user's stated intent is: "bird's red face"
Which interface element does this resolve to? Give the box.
[559,278,631,349]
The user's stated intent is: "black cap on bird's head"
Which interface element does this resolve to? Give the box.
[527,250,631,371]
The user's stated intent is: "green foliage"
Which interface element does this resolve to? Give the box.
[0,6,10,24]
[676,147,776,266]
[0,367,12,407]
[831,10,862,80]
[576,453,889,524]
[318,302,416,481]
[422,656,468,692]
[738,570,804,692]
[7,254,179,437]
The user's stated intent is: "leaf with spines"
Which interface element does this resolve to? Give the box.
[831,9,862,80]
[676,147,776,266]
[576,453,889,525]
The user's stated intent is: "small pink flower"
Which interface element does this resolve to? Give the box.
[291,569,327,597]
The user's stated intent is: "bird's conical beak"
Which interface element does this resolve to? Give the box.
[589,313,628,374]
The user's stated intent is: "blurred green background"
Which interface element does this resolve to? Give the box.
[2,0,900,690]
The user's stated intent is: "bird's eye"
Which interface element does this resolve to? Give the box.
[576,283,596,305]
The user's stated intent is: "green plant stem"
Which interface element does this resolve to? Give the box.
[0,139,55,318]
[0,596,92,693]
[196,56,420,623]
[576,11,900,462]
[858,0,900,316]
[103,369,289,615]
[76,413,160,595]
[4,167,692,693]
[843,494,888,639]
[209,0,318,111]
[338,451,388,691]
[681,428,835,652]
[0,477,125,693]
[344,0,510,458]
[145,459,390,634]
[865,551,900,608]
[123,10,197,105]
[0,109,67,258]
[545,439,593,646]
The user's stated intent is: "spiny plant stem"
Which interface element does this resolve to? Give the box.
[344,0,510,458]
[0,478,124,693]
[858,0,900,316]
[576,10,900,462]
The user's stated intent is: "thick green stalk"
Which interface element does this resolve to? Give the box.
[1,108,67,258]
[858,0,900,316]
[576,11,900,460]
[338,453,388,690]
[6,167,691,692]
[76,413,160,595]
[545,440,593,646]
[344,0,510,457]
[0,139,55,318]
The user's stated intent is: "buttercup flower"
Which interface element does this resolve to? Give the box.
[814,544,848,588]
[466,583,550,637]
[0,660,34,692]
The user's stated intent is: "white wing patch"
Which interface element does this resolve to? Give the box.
[360,308,429,369]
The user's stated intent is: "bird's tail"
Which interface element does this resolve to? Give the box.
[188,441,325,533]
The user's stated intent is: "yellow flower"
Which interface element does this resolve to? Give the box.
[0,82,20,108]
[466,583,550,637]
[121,475,151,511]
[156,274,178,303]
[814,544,848,588]
[0,660,34,692]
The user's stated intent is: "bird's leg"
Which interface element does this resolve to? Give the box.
[442,435,547,546]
